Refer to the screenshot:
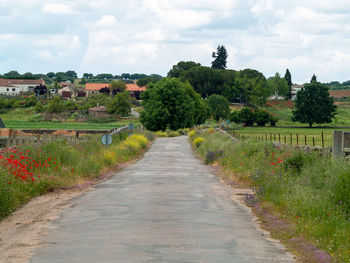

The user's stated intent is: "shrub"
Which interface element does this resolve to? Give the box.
[193,137,205,147]
[255,110,270,126]
[333,168,350,217]
[103,150,117,165]
[188,130,196,138]
[129,134,148,148]
[29,113,42,122]
[238,108,256,126]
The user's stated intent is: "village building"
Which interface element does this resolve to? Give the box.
[0,79,45,95]
[85,83,146,99]
[58,86,86,99]
[291,84,304,100]
[88,105,108,118]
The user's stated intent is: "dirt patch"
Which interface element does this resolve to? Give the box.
[0,188,90,263]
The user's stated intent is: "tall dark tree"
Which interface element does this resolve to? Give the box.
[311,74,317,83]
[211,45,228,70]
[284,69,292,87]
[292,81,336,127]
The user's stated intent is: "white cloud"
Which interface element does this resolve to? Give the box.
[42,3,76,15]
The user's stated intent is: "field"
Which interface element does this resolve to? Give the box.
[230,102,350,147]
[0,108,140,130]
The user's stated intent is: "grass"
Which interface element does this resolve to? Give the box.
[0,108,140,130]
[0,130,154,220]
[230,127,339,147]
[191,129,350,262]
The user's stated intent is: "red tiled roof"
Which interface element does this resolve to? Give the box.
[0,79,45,86]
[126,84,146,92]
[86,83,110,91]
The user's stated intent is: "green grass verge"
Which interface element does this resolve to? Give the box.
[191,129,350,262]
[0,130,154,220]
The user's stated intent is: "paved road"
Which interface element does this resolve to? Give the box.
[30,136,294,263]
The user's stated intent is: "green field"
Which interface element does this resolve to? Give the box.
[0,108,139,130]
[231,127,343,147]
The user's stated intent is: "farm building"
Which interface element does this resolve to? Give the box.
[0,79,45,95]
[291,85,304,100]
[85,83,145,99]
[58,86,86,99]
[88,105,109,118]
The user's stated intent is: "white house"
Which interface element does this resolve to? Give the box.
[291,84,304,100]
[0,79,45,95]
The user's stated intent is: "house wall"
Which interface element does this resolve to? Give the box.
[0,84,36,95]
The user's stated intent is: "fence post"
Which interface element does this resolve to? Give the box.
[296,133,299,146]
[278,133,281,142]
[313,137,315,147]
[265,134,267,141]
[322,132,324,148]
[284,134,286,144]
[305,135,307,146]
[274,133,276,141]
[290,134,292,145]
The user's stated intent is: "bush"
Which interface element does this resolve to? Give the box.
[255,110,270,126]
[207,94,230,121]
[193,137,205,147]
[29,113,42,122]
[238,108,256,126]
[188,130,196,138]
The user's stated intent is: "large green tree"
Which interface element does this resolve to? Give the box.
[108,91,131,116]
[292,82,336,127]
[167,61,201,78]
[284,69,292,99]
[140,78,208,131]
[207,94,230,121]
[211,45,228,70]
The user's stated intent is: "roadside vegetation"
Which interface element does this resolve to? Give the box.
[0,131,154,220]
[190,129,349,262]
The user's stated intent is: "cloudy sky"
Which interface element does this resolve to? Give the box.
[0,0,350,83]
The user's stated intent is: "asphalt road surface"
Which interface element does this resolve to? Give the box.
[30,136,294,263]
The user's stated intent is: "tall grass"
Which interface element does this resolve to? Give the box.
[191,129,350,261]
[0,131,154,220]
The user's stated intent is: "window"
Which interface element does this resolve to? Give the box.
[12,88,15,91]
[6,88,9,91]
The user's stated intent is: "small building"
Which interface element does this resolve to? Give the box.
[58,86,86,99]
[88,105,109,118]
[291,84,304,100]
[0,79,45,95]
[125,84,146,100]
[85,83,110,96]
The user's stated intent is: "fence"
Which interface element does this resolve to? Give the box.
[0,129,87,149]
[232,131,329,148]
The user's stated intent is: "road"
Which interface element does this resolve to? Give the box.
[30,136,294,263]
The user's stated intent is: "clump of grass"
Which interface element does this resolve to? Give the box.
[191,129,350,261]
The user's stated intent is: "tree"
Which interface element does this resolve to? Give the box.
[284,69,292,99]
[121,73,130,80]
[107,91,131,116]
[292,81,337,127]
[211,45,228,70]
[207,94,230,121]
[237,108,256,126]
[140,78,207,131]
[110,80,126,95]
[46,72,56,79]
[167,61,201,78]
[266,73,289,98]
[47,96,64,113]
[311,74,317,83]
[4,71,20,79]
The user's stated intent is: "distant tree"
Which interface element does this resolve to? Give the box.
[34,102,44,113]
[129,73,148,80]
[292,81,336,127]
[114,75,122,79]
[83,73,94,79]
[107,91,131,116]
[110,80,126,95]
[65,70,78,79]
[46,72,56,79]
[121,73,130,80]
[255,109,271,126]
[284,68,292,99]
[55,72,64,82]
[237,108,256,126]
[140,78,207,131]
[96,73,113,80]
[311,74,317,83]
[284,69,292,87]
[211,45,228,70]
[207,94,230,121]
[4,70,20,79]
[22,72,35,79]
[266,73,289,98]
[167,61,201,78]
